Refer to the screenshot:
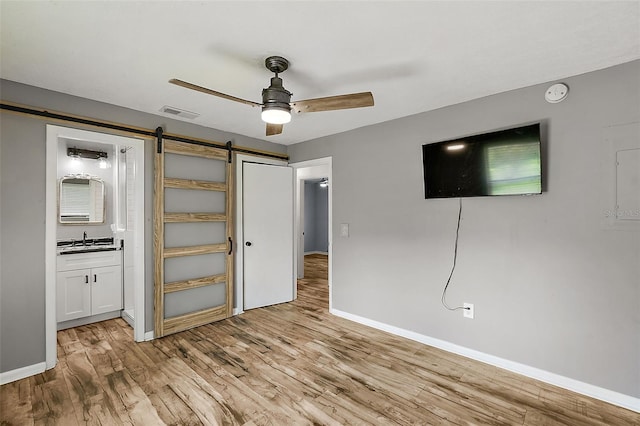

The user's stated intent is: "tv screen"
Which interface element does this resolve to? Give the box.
[422,123,542,199]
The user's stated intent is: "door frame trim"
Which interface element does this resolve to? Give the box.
[234,154,288,314]
[45,125,146,369]
[290,157,333,311]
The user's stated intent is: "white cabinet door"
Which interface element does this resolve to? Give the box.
[57,269,91,321]
[243,163,294,310]
[91,265,123,315]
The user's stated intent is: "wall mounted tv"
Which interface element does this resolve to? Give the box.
[422,123,542,199]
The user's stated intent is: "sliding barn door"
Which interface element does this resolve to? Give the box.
[154,140,234,337]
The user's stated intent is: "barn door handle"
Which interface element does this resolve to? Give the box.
[228,237,233,255]
[245,241,252,247]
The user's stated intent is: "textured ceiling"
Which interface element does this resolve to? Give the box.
[1,1,639,145]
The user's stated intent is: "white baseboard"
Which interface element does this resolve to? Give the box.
[330,308,640,413]
[304,251,328,255]
[0,362,46,385]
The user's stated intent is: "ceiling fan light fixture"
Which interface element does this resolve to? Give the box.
[261,106,291,124]
[170,55,374,137]
[261,75,292,124]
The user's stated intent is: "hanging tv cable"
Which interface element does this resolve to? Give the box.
[441,198,470,312]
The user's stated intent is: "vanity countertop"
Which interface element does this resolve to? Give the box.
[57,237,121,255]
[58,245,120,255]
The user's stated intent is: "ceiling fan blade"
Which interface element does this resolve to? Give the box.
[169,79,261,107]
[266,123,283,136]
[291,92,374,114]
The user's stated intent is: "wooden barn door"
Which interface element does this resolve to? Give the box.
[154,138,234,337]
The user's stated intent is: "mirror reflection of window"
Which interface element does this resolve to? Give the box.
[59,176,105,223]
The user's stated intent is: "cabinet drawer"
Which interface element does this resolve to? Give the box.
[57,250,121,271]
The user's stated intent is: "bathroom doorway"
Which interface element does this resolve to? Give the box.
[45,125,146,369]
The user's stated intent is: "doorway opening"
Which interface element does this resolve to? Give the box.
[45,125,146,369]
[291,158,333,311]
[297,178,329,310]
[302,178,329,257]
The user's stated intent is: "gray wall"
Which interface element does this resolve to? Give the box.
[0,79,286,373]
[287,61,640,398]
[304,180,329,253]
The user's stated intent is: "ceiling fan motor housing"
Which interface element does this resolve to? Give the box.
[262,76,292,113]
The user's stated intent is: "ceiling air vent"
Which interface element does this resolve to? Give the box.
[159,105,199,120]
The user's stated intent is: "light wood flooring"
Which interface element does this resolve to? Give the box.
[1,254,638,425]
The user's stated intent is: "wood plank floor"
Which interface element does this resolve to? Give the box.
[2,254,638,425]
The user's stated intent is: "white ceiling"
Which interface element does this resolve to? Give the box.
[1,1,639,145]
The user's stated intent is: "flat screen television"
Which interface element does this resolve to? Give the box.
[422,123,542,199]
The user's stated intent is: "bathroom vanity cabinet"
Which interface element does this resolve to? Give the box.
[56,249,122,322]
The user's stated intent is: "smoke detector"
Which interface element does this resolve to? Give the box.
[545,83,569,103]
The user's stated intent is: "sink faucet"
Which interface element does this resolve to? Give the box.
[83,231,87,246]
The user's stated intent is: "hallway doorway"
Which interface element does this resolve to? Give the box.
[291,157,333,311]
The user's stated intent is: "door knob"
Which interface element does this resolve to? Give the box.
[245,241,252,247]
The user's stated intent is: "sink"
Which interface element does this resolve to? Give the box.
[57,237,119,255]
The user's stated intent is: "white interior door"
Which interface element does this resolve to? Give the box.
[243,162,294,310]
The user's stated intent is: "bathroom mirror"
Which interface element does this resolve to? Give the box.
[59,176,105,223]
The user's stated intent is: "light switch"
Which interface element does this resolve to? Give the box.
[340,223,349,237]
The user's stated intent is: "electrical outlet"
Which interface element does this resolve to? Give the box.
[463,303,474,319]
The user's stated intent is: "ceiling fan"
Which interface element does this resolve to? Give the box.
[169,56,375,136]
